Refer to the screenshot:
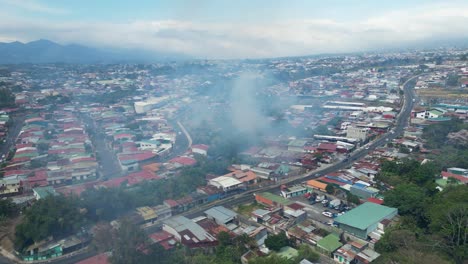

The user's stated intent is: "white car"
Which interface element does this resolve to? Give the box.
[322,211,333,218]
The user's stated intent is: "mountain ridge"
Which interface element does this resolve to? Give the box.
[0,39,189,64]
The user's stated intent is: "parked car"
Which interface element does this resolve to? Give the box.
[322,211,333,218]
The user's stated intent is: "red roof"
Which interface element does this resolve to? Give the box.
[118,152,157,162]
[169,156,197,166]
[288,203,305,211]
[367,197,384,205]
[98,170,161,188]
[57,185,87,196]
[441,171,468,183]
[76,253,109,264]
[164,199,179,208]
[192,144,209,151]
[318,143,337,152]
[149,230,175,249]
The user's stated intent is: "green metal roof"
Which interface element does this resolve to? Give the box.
[33,186,57,199]
[259,192,293,205]
[317,234,342,252]
[334,202,397,230]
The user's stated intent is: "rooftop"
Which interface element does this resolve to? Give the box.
[317,234,342,252]
[204,206,237,224]
[334,202,397,230]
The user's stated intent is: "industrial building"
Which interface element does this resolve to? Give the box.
[334,202,397,239]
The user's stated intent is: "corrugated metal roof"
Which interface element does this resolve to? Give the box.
[334,202,397,230]
[204,206,237,224]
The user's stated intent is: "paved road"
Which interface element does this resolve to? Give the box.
[0,114,25,161]
[82,115,122,180]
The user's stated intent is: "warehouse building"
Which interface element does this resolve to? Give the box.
[334,202,397,239]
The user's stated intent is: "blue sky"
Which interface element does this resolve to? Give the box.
[0,0,467,58]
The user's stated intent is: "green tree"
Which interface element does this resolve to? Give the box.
[384,184,428,227]
[265,232,290,251]
[0,88,15,107]
[109,219,149,264]
[346,193,360,205]
[325,184,335,194]
[428,185,468,263]
[15,195,87,251]
[295,244,320,262]
[249,253,293,264]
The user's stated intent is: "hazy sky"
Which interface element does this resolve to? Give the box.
[0,0,467,58]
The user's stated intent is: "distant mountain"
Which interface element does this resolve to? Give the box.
[0,39,190,64]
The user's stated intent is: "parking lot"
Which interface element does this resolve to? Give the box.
[290,192,351,225]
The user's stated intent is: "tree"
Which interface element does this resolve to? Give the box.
[325,184,335,194]
[0,198,17,222]
[384,184,428,227]
[265,232,290,251]
[346,193,360,205]
[295,244,320,262]
[15,195,87,251]
[428,185,468,263]
[249,253,293,264]
[109,219,149,264]
[0,88,15,107]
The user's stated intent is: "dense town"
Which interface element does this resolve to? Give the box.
[0,49,467,264]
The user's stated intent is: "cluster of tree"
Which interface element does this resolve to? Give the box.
[377,185,467,264]
[0,198,17,222]
[0,87,15,107]
[422,118,468,169]
[376,159,439,189]
[15,196,88,251]
[78,87,141,105]
[375,159,467,263]
[36,94,72,105]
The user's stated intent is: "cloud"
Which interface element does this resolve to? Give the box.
[0,3,467,58]
[0,0,68,15]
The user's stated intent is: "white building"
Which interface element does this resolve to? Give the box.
[346,127,369,141]
[134,96,169,114]
[208,176,243,192]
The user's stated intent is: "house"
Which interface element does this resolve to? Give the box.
[350,183,379,199]
[204,206,237,226]
[306,180,327,192]
[191,144,209,156]
[334,202,398,239]
[162,216,218,249]
[208,176,243,192]
[355,248,381,264]
[32,186,58,200]
[0,176,22,196]
[413,108,445,119]
[346,127,369,141]
[333,242,367,264]
[280,185,307,198]
[76,252,110,264]
[440,171,468,184]
[223,170,257,185]
[251,209,272,224]
[149,231,176,250]
[317,234,343,256]
[255,192,293,208]
[168,156,197,167]
[288,139,308,152]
